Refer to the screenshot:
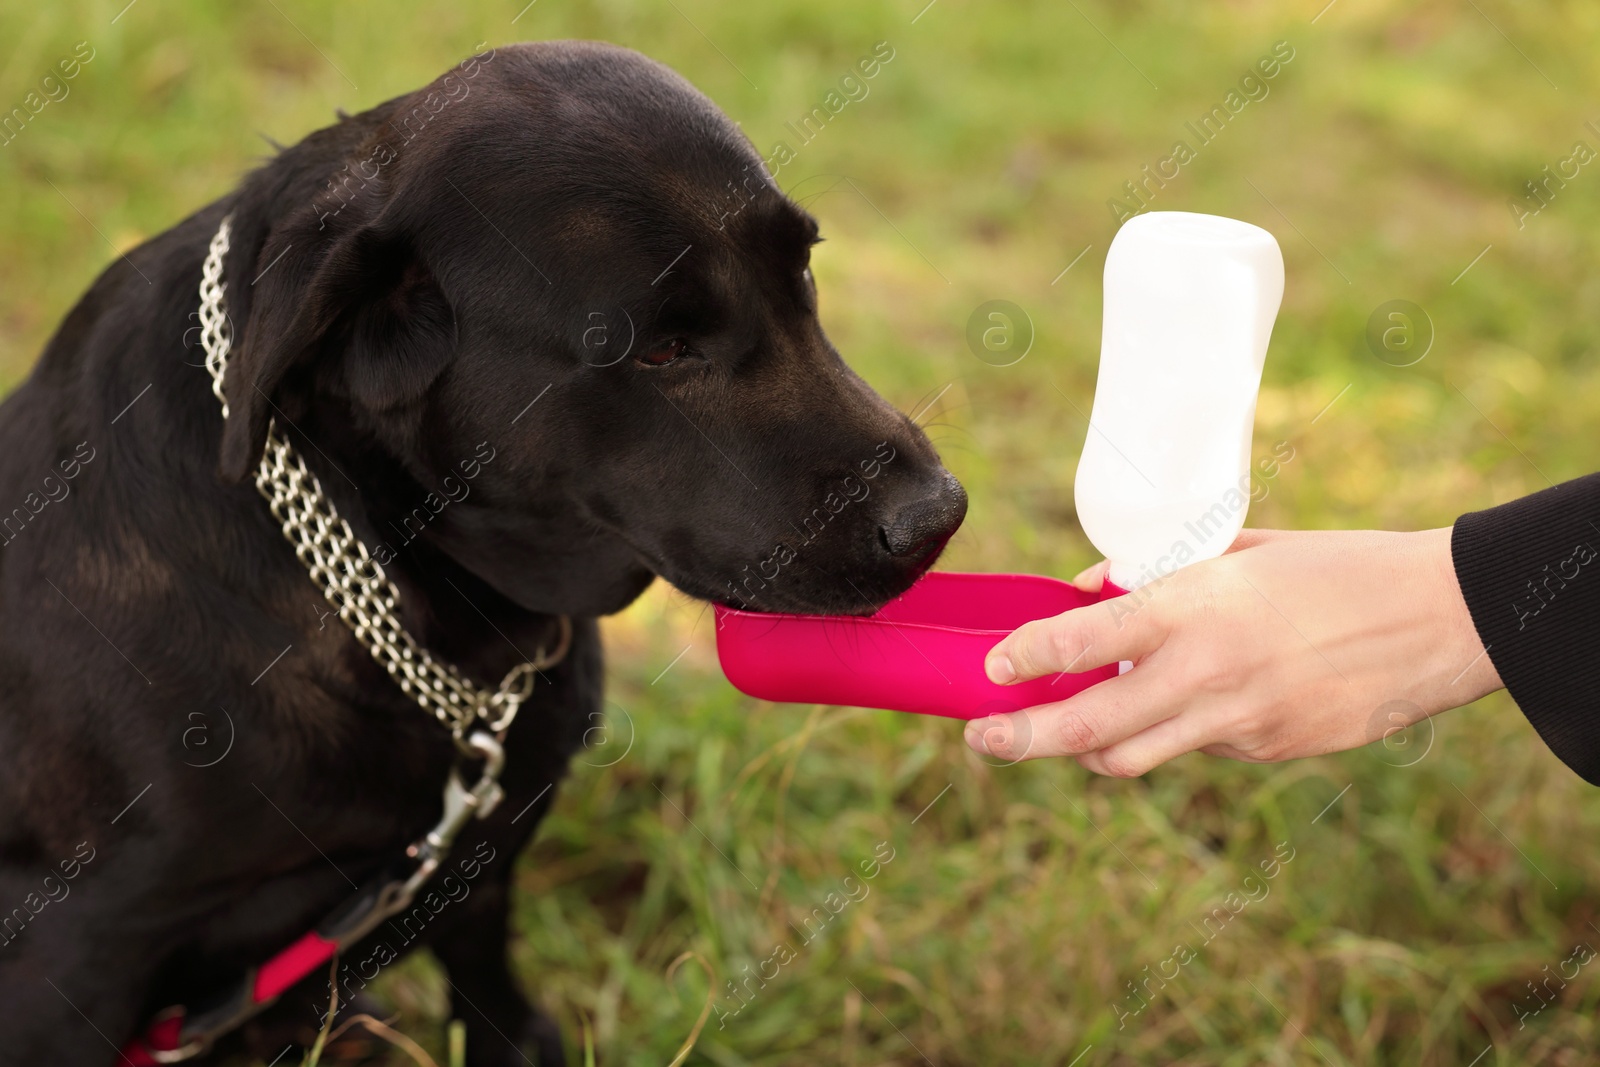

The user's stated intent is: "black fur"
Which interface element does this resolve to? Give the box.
[0,41,965,1066]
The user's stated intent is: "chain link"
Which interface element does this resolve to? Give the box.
[199,215,569,743]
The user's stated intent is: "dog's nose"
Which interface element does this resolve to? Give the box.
[878,470,968,559]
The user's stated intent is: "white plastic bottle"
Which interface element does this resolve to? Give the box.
[1074,211,1284,591]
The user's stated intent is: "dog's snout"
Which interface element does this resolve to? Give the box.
[877,470,968,559]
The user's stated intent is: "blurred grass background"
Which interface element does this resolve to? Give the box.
[5,0,1600,1063]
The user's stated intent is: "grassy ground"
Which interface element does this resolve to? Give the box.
[5,0,1600,1063]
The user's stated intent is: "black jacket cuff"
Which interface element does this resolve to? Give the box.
[1452,473,1600,785]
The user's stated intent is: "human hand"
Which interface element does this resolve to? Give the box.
[964,528,1503,775]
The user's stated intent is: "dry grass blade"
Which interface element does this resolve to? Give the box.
[664,950,716,1067]
[302,956,341,1067]
[324,1014,442,1067]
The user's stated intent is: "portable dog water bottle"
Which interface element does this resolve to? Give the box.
[714,210,1283,717]
[1078,211,1284,591]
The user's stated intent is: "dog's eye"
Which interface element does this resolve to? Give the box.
[636,339,688,367]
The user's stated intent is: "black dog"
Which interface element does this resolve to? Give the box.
[0,41,965,1065]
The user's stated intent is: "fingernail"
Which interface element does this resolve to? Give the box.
[964,721,991,755]
[986,654,1015,685]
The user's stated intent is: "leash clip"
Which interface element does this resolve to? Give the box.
[402,730,505,900]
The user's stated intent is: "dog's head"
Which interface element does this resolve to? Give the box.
[219,41,965,617]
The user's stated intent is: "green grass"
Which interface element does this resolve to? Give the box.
[6,0,1600,1063]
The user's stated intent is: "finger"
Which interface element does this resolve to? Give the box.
[1070,559,1110,593]
[1076,706,1225,778]
[964,668,1183,762]
[986,597,1164,684]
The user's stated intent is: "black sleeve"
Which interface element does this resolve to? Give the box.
[1452,473,1600,784]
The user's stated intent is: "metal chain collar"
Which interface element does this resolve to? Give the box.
[198,215,570,745]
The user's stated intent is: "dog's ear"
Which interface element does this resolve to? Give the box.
[218,223,457,483]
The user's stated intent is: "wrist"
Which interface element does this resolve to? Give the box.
[1420,525,1502,702]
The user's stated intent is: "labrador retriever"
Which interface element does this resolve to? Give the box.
[0,40,965,1066]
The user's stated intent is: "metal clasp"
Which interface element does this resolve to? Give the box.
[401,730,505,900]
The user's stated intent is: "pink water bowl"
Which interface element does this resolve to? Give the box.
[714,571,1120,719]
